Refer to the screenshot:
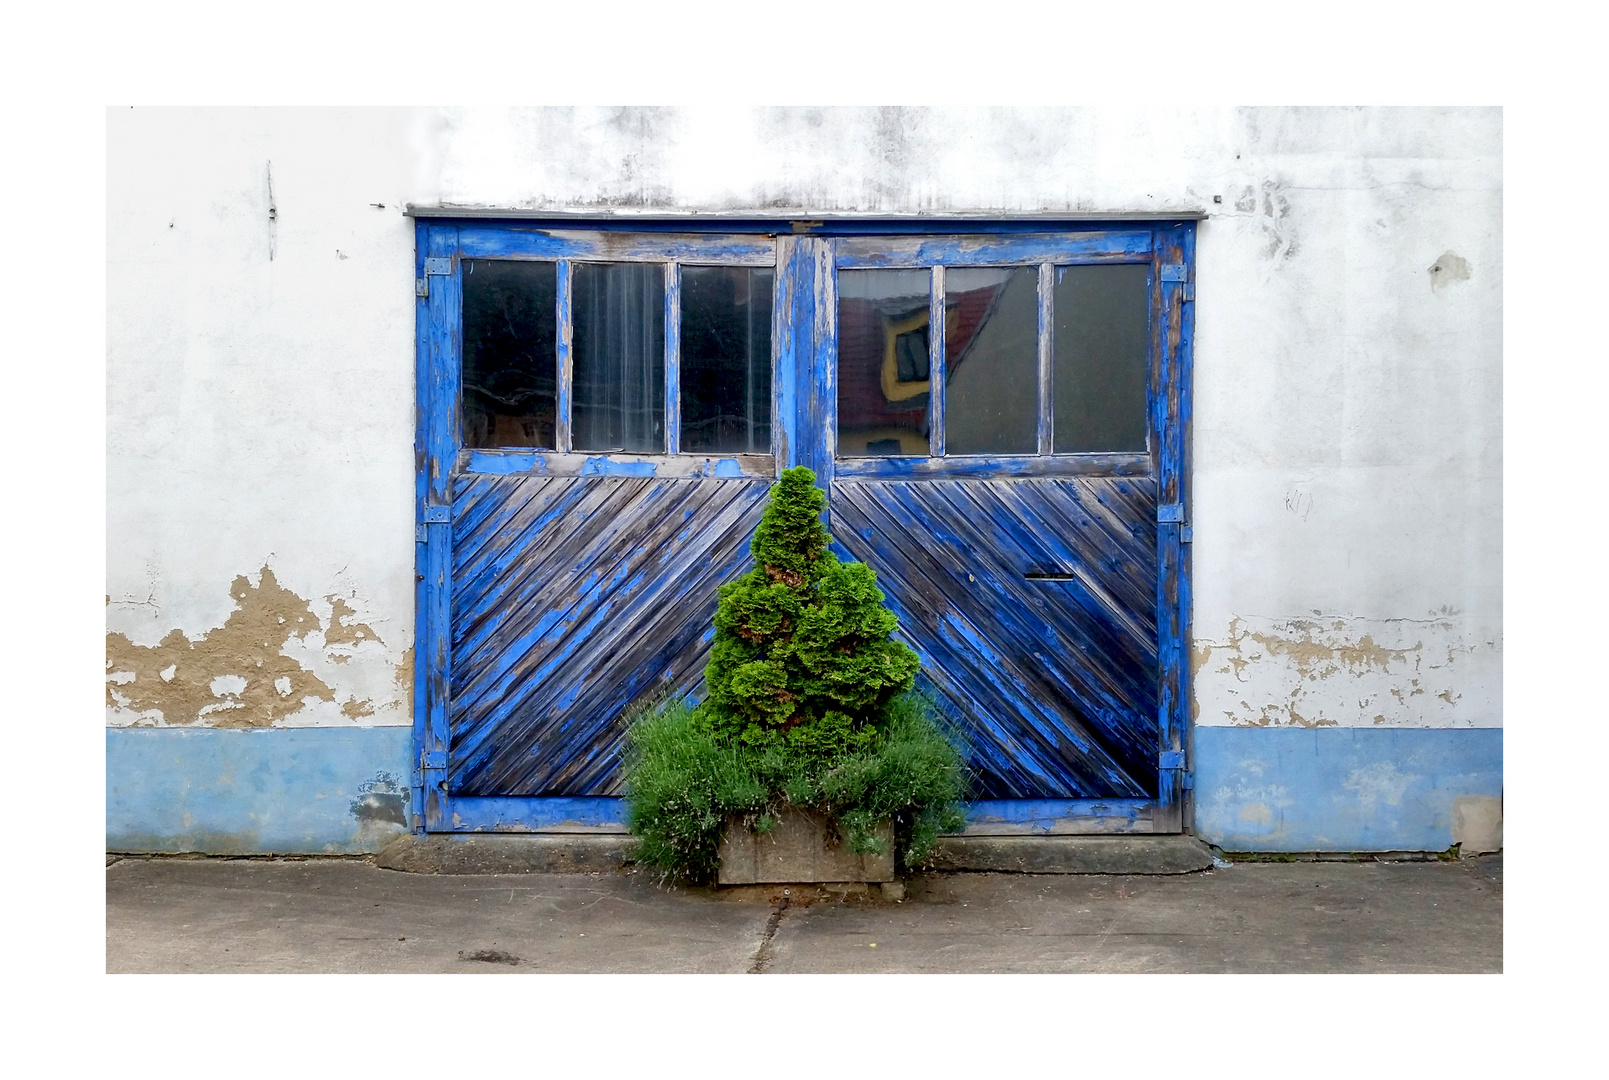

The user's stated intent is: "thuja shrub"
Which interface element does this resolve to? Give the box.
[623,466,967,882]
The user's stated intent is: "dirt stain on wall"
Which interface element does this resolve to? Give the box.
[106,566,383,727]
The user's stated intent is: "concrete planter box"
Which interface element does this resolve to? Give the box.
[716,807,895,885]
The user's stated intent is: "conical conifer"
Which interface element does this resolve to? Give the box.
[702,466,920,755]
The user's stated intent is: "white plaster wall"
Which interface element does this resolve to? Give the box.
[106,106,1501,731]
[107,108,420,725]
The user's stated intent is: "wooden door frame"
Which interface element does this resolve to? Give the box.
[410,214,1196,836]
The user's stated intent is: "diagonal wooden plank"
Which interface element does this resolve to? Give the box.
[858,480,1157,767]
[832,481,1149,796]
[449,479,770,792]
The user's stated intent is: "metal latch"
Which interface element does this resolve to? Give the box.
[1157,503,1185,524]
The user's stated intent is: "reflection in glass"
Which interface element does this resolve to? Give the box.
[836,269,931,457]
[1053,264,1150,453]
[573,262,666,453]
[461,260,557,448]
[681,267,774,454]
[944,266,1039,456]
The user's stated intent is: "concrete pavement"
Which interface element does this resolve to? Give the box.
[106,854,1501,973]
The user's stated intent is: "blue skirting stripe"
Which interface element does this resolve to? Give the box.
[1192,726,1502,852]
[107,726,414,855]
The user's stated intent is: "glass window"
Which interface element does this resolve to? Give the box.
[944,266,1038,456]
[1053,264,1150,453]
[680,266,773,454]
[461,260,557,449]
[836,268,931,457]
[573,262,666,454]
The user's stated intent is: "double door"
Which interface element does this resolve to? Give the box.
[413,221,1193,834]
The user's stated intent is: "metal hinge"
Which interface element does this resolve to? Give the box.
[417,257,454,298]
[1157,502,1185,524]
[1159,264,1189,282]
[1159,750,1186,770]
[417,504,451,543]
[1182,524,1193,544]
[422,749,447,771]
[1182,771,1195,791]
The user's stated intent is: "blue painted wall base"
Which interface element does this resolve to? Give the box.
[1192,726,1502,852]
[107,727,414,854]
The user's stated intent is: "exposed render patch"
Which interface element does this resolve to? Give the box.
[1192,615,1497,728]
[105,566,386,727]
[1452,795,1503,854]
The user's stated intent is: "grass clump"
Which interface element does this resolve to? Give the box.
[622,466,967,883]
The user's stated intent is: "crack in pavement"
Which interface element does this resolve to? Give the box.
[747,895,790,974]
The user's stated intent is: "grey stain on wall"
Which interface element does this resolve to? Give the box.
[1429,250,1471,290]
[350,773,409,828]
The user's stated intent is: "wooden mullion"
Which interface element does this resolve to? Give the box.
[929,265,946,458]
[1037,261,1054,455]
[555,259,573,453]
[664,262,681,455]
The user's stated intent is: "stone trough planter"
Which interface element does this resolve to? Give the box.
[716,807,894,885]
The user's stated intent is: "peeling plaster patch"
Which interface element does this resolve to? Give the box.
[395,645,415,701]
[104,566,392,727]
[1193,614,1500,728]
[321,596,381,663]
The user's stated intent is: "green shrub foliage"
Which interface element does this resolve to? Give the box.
[623,466,966,882]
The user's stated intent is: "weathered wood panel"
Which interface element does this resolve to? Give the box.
[456,226,777,265]
[447,475,771,796]
[832,476,1160,798]
[835,231,1153,268]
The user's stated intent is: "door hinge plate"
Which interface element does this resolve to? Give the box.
[422,749,447,771]
[1182,524,1193,543]
[424,257,454,276]
[1159,264,1189,282]
[415,276,428,298]
[421,505,450,524]
[1157,502,1185,524]
[1182,771,1195,791]
[1159,750,1186,770]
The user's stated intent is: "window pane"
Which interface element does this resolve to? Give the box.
[680,267,773,454]
[573,263,666,453]
[1053,264,1150,453]
[944,266,1038,456]
[836,269,931,457]
[461,259,557,449]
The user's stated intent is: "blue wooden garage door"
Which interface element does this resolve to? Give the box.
[412,221,1193,834]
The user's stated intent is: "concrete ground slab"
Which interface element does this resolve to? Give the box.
[928,834,1216,874]
[106,857,773,974]
[106,854,1501,974]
